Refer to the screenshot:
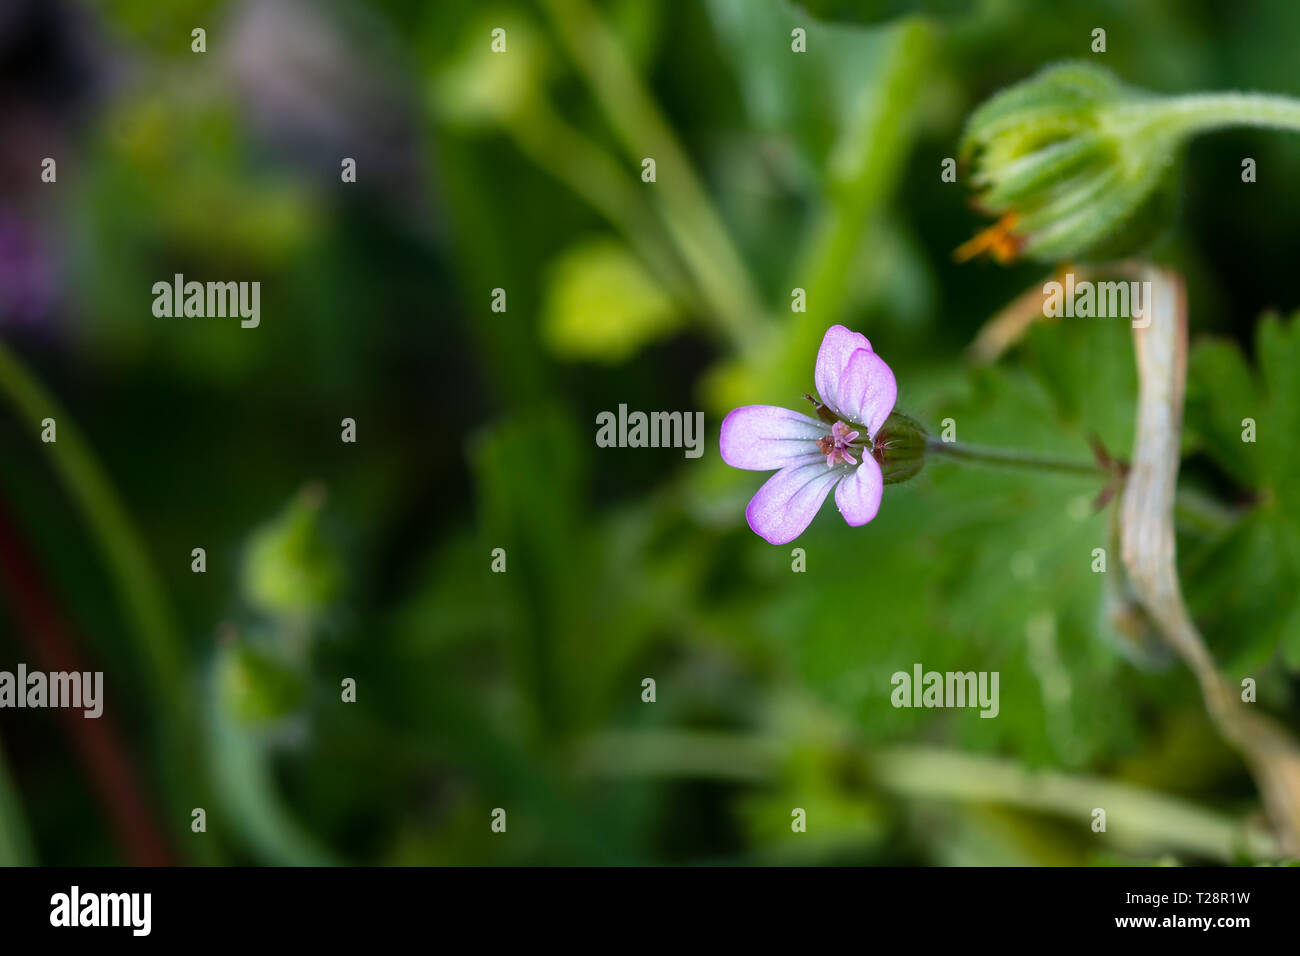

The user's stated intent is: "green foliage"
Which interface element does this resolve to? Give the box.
[708,316,1147,769]
[704,8,934,413]
[241,486,343,621]
[1185,313,1300,670]
[216,641,306,725]
[709,0,907,181]
[432,10,551,127]
[6,0,1300,867]
[541,238,682,363]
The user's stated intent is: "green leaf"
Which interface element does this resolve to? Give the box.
[708,0,910,180]
[432,9,552,128]
[1184,312,1300,670]
[540,239,682,364]
[241,485,343,621]
[216,642,307,725]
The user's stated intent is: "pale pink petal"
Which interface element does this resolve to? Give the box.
[834,455,883,527]
[745,456,844,545]
[720,405,827,471]
[814,325,872,417]
[836,348,897,437]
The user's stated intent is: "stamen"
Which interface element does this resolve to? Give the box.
[820,420,861,468]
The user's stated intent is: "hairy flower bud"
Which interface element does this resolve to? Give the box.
[960,62,1180,263]
[962,62,1300,263]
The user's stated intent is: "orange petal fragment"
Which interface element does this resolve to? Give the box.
[954,212,1022,264]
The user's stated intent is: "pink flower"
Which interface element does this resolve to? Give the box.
[719,325,898,545]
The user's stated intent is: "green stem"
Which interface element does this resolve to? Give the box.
[0,341,183,696]
[925,437,1105,478]
[538,0,766,352]
[872,746,1278,862]
[0,738,35,865]
[205,673,337,866]
[575,732,1278,862]
[508,98,699,310]
[773,19,931,396]
[0,338,213,860]
[1115,91,1300,142]
[793,20,931,325]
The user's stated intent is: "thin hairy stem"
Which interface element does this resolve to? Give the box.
[1138,91,1300,139]
[925,437,1106,478]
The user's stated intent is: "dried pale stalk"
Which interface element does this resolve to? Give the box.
[1121,264,1300,855]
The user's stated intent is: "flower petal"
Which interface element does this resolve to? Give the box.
[745,455,844,545]
[834,455,883,527]
[720,405,826,471]
[815,325,872,416]
[836,348,897,437]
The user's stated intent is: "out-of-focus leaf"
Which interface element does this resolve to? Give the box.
[0,743,34,865]
[471,408,587,736]
[432,10,551,128]
[1184,313,1300,670]
[242,485,343,621]
[801,0,974,24]
[708,0,907,180]
[541,238,682,363]
[77,95,321,380]
[216,641,307,725]
[1188,313,1300,497]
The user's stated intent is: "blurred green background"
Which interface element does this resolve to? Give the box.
[1,0,1299,865]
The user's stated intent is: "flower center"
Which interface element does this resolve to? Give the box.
[816,420,861,468]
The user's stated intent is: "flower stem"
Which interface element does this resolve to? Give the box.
[1120,91,1300,140]
[925,437,1105,478]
